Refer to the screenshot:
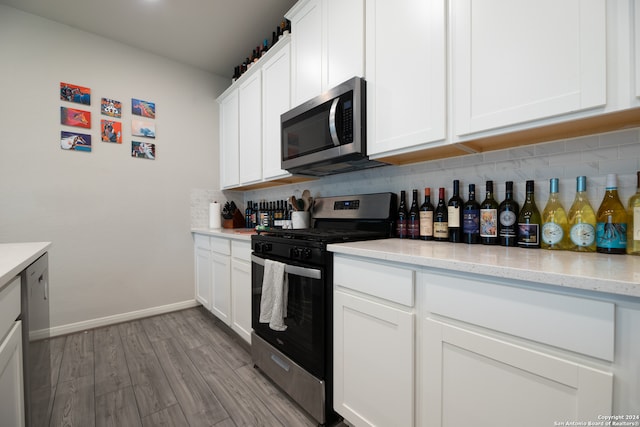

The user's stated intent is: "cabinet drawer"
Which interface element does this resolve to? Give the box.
[424,271,614,361]
[231,240,251,262]
[194,234,210,250]
[210,237,231,255]
[0,277,21,342]
[334,255,414,307]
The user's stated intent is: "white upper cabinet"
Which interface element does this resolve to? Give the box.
[451,0,607,138]
[238,71,263,184]
[366,0,447,158]
[219,89,240,189]
[262,41,291,180]
[288,0,364,107]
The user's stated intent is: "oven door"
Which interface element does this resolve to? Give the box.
[251,254,326,379]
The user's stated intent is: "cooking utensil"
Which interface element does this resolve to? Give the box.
[289,195,299,211]
[301,189,312,211]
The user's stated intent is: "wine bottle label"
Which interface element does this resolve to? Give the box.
[396,219,408,238]
[434,222,448,238]
[596,222,627,249]
[542,222,564,245]
[419,211,433,237]
[407,219,420,239]
[448,206,460,227]
[463,210,479,234]
[499,210,517,227]
[480,209,498,237]
[517,223,539,246]
[634,207,640,241]
[570,223,595,247]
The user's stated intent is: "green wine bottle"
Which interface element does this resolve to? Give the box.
[517,180,541,249]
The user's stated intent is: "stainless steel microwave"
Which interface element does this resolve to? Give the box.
[281,77,387,176]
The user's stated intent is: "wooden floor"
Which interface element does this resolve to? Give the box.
[41,306,336,427]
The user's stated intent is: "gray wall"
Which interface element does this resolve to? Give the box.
[0,5,229,333]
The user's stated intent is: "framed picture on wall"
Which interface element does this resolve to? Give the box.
[101,120,122,143]
[61,106,91,128]
[131,98,155,118]
[132,119,155,138]
[101,98,122,118]
[60,82,91,105]
[60,130,91,152]
[131,141,155,160]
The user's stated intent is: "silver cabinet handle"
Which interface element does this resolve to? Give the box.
[328,98,340,147]
[251,255,322,280]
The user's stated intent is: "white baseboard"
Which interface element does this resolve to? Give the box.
[32,299,201,340]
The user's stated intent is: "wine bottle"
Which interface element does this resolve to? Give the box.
[499,181,519,247]
[541,178,569,250]
[480,180,499,245]
[627,171,640,255]
[596,174,627,254]
[419,188,435,241]
[448,180,463,243]
[434,187,449,241]
[408,189,420,239]
[462,184,480,244]
[517,180,541,248]
[396,190,408,238]
[567,176,596,252]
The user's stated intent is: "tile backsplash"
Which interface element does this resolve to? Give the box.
[192,127,640,227]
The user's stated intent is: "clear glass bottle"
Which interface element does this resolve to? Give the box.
[567,176,596,252]
[627,171,640,255]
[596,174,627,254]
[517,180,541,249]
[541,178,569,250]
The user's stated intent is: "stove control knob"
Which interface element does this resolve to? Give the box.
[300,248,312,260]
[254,242,272,253]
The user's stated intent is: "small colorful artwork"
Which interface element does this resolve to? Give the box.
[101,120,122,143]
[61,107,91,128]
[60,82,91,105]
[60,131,92,152]
[101,98,122,118]
[132,98,156,118]
[132,119,156,138]
[131,141,155,160]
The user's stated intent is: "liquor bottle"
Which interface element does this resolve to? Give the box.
[480,180,499,245]
[596,174,627,254]
[245,201,253,228]
[627,171,640,255]
[499,181,519,247]
[448,180,463,243]
[567,176,596,252]
[408,189,420,239]
[434,188,449,241]
[541,178,569,250]
[396,190,408,238]
[517,180,541,248]
[462,184,480,244]
[419,188,435,241]
[262,39,269,56]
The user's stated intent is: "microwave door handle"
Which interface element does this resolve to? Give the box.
[328,98,341,147]
[251,255,322,280]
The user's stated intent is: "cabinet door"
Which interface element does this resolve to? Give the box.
[334,290,414,427]
[238,71,263,184]
[366,0,446,157]
[262,41,291,180]
[451,0,606,136]
[421,318,613,427]
[211,253,231,325]
[195,245,212,310]
[0,321,25,427]
[289,0,323,106]
[324,0,365,89]
[219,89,240,189]
[231,258,252,344]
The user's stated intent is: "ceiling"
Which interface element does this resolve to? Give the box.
[0,0,297,78]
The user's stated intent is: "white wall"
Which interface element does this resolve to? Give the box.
[0,5,229,333]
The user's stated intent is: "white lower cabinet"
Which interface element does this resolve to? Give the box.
[193,233,252,344]
[421,318,612,427]
[1,277,24,427]
[333,255,415,427]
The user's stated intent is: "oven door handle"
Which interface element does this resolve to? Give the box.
[252,255,322,280]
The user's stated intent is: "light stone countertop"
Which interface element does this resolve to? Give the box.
[327,239,640,299]
[0,242,51,289]
[191,228,255,241]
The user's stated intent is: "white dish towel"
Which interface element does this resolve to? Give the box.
[259,259,288,331]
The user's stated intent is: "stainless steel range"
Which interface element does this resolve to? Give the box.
[251,192,396,425]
